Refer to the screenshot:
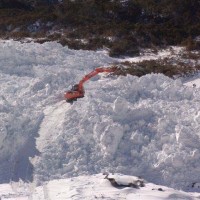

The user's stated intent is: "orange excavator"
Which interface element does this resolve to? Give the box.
[64,66,117,103]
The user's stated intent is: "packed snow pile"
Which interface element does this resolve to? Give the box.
[0,40,114,183]
[33,73,200,190]
[0,40,200,192]
[31,174,199,200]
[1,174,199,200]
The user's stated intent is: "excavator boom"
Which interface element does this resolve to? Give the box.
[64,66,116,102]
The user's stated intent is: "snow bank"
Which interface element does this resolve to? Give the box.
[1,40,200,191]
[34,73,200,190]
[184,73,200,88]
[31,174,199,200]
[0,174,199,199]
[0,40,114,183]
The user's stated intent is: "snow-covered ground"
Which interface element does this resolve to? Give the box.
[30,174,200,200]
[184,74,200,88]
[0,40,200,199]
[0,174,200,199]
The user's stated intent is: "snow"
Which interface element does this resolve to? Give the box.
[0,174,200,199]
[118,46,183,62]
[36,101,67,152]
[184,74,200,88]
[0,39,200,199]
[29,174,200,199]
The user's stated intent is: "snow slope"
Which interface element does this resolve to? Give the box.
[0,39,115,183]
[33,73,200,190]
[31,174,200,200]
[0,40,200,198]
[185,74,200,88]
[1,174,200,199]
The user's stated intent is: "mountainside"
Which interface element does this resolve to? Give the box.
[0,1,200,199]
[0,0,199,57]
[0,40,200,199]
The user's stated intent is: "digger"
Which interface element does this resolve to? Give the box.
[64,66,117,103]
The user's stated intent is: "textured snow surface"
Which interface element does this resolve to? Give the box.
[1,174,199,199]
[31,174,200,200]
[0,40,200,193]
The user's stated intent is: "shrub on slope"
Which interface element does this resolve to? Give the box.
[0,0,199,57]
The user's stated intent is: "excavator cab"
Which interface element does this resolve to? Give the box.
[64,84,85,103]
[71,84,79,91]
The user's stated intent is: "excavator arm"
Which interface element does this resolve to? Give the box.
[64,66,116,103]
